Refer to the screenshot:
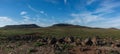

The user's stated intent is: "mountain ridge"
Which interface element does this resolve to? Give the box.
[2,24,40,29]
[1,23,118,30]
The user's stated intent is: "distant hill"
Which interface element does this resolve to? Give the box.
[108,27,118,30]
[50,23,92,28]
[1,23,118,30]
[3,24,40,29]
[0,23,120,39]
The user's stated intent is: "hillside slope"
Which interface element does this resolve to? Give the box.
[2,24,40,29]
[0,23,120,39]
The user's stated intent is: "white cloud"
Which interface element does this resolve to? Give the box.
[88,17,120,28]
[101,16,120,28]
[40,11,44,14]
[27,4,48,16]
[28,4,39,13]
[22,16,30,22]
[66,17,82,24]
[86,0,95,5]
[0,17,18,27]
[20,12,33,24]
[68,11,120,28]
[94,0,120,14]
[20,14,55,27]
[20,11,27,15]
[67,12,120,28]
[21,16,36,24]
[0,17,13,22]
[64,0,67,4]
[85,0,120,28]
[67,0,120,28]
[66,12,104,25]
[45,0,58,4]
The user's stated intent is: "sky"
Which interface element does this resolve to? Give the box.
[0,0,120,28]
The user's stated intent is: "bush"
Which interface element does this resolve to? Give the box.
[34,42,44,47]
[28,48,38,53]
[109,50,119,54]
[61,44,74,50]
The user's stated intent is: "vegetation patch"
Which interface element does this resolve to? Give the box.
[34,42,44,47]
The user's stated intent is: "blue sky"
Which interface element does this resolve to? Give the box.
[0,0,120,28]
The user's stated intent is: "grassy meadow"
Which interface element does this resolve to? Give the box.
[0,27,120,39]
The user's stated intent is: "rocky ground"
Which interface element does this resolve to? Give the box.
[0,34,120,54]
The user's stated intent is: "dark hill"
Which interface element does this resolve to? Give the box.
[3,24,40,29]
[51,23,92,28]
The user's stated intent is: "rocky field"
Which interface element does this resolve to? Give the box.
[0,34,120,54]
[0,24,120,54]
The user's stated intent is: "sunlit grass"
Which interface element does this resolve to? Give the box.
[0,27,120,39]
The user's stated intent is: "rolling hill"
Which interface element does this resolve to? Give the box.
[0,23,120,54]
[2,24,40,29]
[0,23,119,39]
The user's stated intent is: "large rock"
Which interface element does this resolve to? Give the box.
[84,37,93,46]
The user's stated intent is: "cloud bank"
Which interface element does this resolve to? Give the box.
[65,0,120,28]
[0,17,18,27]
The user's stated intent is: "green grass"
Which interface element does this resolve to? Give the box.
[0,27,120,39]
[34,42,44,47]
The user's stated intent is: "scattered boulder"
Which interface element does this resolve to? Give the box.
[111,43,120,48]
[75,38,82,46]
[84,37,93,46]
[58,37,65,44]
[50,38,57,45]
[64,37,71,43]
[70,36,75,43]
[91,36,99,46]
